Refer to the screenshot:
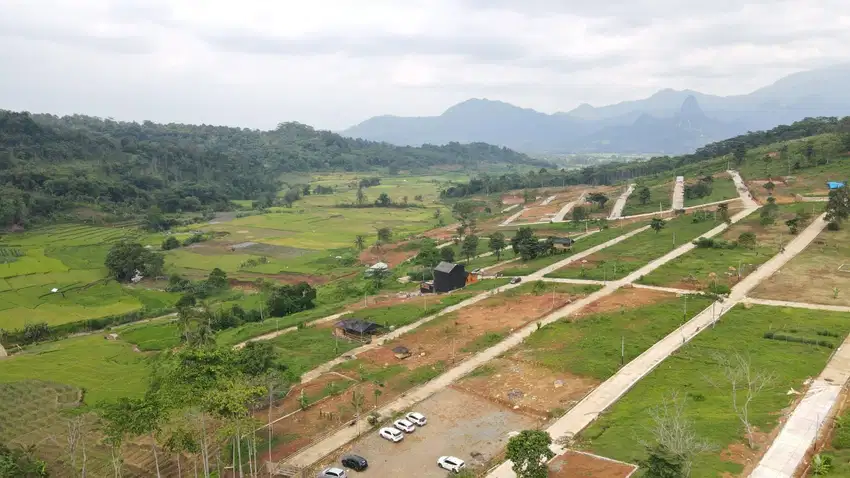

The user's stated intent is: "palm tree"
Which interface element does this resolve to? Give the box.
[354,235,365,251]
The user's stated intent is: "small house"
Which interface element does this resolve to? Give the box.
[551,237,575,251]
[433,261,468,293]
[392,346,412,360]
[827,181,846,190]
[334,319,382,341]
[365,262,389,277]
[420,280,435,293]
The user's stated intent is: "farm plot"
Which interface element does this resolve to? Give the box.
[578,304,850,478]
[547,451,637,478]
[495,221,649,276]
[312,388,540,477]
[751,222,850,306]
[622,182,673,216]
[261,283,598,462]
[545,213,723,281]
[0,334,151,404]
[638,204,809,292]
[740,153,850,198]
[457,289,711,419]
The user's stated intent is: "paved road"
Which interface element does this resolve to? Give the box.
[631,284,706,295]
[540,194,558,206]
[729,169,759,208]
[742,297,850,313]
[608,184,635,220]
[284,205,760,470]
[499,208,527,226]
[672,176,685,210]
[488,213,830,478]
[551,192,587,223]
[750,335,850,478]
[527,226,650,278]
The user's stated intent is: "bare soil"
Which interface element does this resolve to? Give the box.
[572,287,674,318]
[548,451,638,478]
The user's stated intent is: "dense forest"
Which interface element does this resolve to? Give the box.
[0,110,544,228]
[441,116,850,197]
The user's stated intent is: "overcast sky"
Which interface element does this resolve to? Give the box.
[1,0,849,131]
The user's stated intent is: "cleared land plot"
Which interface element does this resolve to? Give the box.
[545,213,723,281]
[548,451,637,478]
[262,283,597,461]
[751,223,850,306]
[513,189,584,224]
[495,222,648,277]
[458,289,711,419]
[638,204,808,291]
[579,304,850,478]
[623,182,673,216]
[0,334,150,404]
[317,388,540,477]
[683,176,738,207]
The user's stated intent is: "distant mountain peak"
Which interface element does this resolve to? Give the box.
[680,95,705,118]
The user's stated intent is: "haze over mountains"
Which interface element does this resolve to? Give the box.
[343,63,850,155]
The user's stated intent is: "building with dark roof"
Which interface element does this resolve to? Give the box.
[433,261,468,293]
[334,318,382,340]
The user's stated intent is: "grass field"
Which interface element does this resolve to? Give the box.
[683,176,738,207]
[623,182,673,216]
[498,222,649,276]
[638,204,807,290]
[0,334,151,404]
[580,304,850,478]
[545,213,723,280]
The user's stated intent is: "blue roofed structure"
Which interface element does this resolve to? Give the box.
[827,181,845,189]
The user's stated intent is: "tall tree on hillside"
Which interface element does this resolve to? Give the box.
[825,186,850,228]
[376,227,392,243]
[461,235,480,263]
[572,205,588,222]
[356,187,367,206]
[489,232,506,261]
[638,186,651,205]
[375,193,392,207]
[505,430,554,478]
[105,242,165,282]
[354,235,365,251]
[804,142,815,166]
[717,203,730,224]
[733,142,747,166]
[440,246,456,263]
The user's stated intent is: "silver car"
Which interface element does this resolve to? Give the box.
[317,467,347,478]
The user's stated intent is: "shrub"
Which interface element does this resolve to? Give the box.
[161,236,180,250]
[827,221,841,231]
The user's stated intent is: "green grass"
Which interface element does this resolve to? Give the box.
[499,223,649,276]
[215,303,348,347]
[461,331,508,353]
[580,304,850,478]
[0,334,151,405]
[683,176,738,207]
[119,321,180,351]
[525,293,712,379]
[623,182,673,216]
[269,327,360,378]
[545,213,724,281]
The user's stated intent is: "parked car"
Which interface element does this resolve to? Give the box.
[393,418,416,433]
[406,411,427,426]
[510,277,522,284]
[437,456,466,473]
[317,467,347,478]
[340,454,368,471]
[379,427,404,442]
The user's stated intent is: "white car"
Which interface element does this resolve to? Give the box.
[393,418,416,433]
[379,427,404,442]
[437,456,466,473]
[317,467,347,478]
[406,411,427,426]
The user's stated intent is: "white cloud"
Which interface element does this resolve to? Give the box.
[0,0,848,130]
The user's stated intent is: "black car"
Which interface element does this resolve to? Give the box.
[341,454,368,471]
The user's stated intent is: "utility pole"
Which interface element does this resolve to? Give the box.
[683,295,688,321]
[621,336,625,365]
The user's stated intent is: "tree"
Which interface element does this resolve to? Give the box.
[452,201,477,233]
[375,193,392,207]
[638,186,651,205]
[0,444,49,478]
[759,196,779,225]
[206,268,228,290]
[236,341,282,378]
[644,392,712,476]
[763,181,775,195]
[354,235,365,251]
[489,232,506,261]
[301,184,311,196]
[785,217,800,234]
[505,430,554,478]
[440,247,455,263]
[650,218,666,234]
[738,232,757,250]
[638,444,685,478]
[713,352,773,449]
[733,142,747,166]
[512,227,540,261]
[461,235,480,263]
[100,396,165,478]
[717,203,730,224]
[588,192,609,210]
[805,142,815,166]
[376,227,392,243]
[825,186,850,228]
[415,240,442,269]
[356,187,367,205]
[572,205,587,222]
[162,236,181,250]
[369,267,392,289]
[282,188,301,207]
[105,242,165,282]
[266,282,317,317]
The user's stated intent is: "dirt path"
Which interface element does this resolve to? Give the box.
[608,184,635,220]
[741,297,850,313]
[282,205,762,471]
[631,283,707,295]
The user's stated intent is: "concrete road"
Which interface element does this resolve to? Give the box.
[551,192,587,223]
[608,184,635,220]
[672,176,685,210]
[742,297,850,313]
[729,169,759,208]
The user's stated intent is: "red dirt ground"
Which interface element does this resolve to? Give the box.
[548,451,637,477]
[359,246,417,268]
[572,287,675,318]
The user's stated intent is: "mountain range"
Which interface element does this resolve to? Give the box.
[343,63,850,155]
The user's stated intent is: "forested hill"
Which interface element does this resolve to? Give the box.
[0,110,543,228]
[441,116,850,197]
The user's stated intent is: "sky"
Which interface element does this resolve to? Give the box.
[1,0,849,131]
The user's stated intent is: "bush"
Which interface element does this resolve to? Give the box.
[161,236,180,250]
[828,221,841,231]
